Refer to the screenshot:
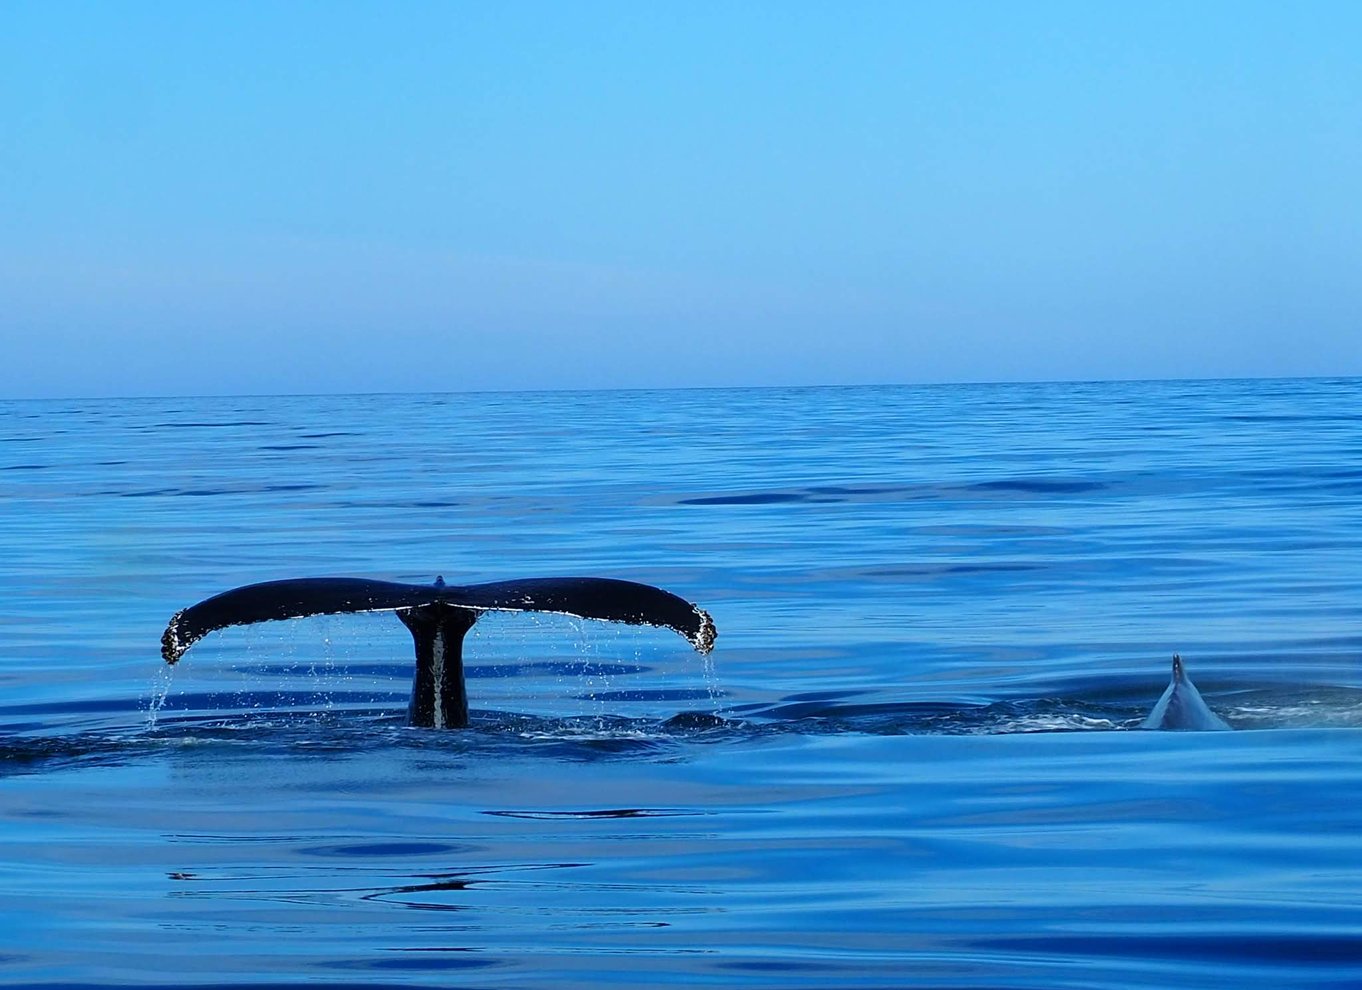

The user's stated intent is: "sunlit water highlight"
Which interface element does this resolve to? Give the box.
[2,378,1361,987]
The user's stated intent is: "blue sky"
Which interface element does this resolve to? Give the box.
[2,1,1358,398]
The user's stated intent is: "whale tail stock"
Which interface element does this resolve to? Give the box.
[161,575,717,729]
[1141,654,1231,731]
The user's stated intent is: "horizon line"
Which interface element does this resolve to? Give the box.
[3,372,1358,404]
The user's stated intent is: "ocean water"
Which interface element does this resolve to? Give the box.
[2,378,1361,988]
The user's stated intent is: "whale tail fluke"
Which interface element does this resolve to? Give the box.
[160,574,717,729]
[161,575,715,665]
[1141,654,1231,731]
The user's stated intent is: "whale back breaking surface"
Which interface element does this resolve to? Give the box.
[1141,654,1232,731]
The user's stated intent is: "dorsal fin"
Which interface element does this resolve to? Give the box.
[1141,654,1231,731]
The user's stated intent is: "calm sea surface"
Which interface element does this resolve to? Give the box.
[2,378,1361,988]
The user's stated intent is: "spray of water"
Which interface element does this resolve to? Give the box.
[145,662,175,730]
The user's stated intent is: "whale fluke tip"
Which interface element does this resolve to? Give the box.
[161,609,193,665]
[693,607,717,655]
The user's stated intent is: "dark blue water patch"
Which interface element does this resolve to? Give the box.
[333,498,517,510]
[681,487,900,506]
[259,444,320,451]
[321,952,499,971]
[1,464,49,471]
[148,488,232,497]
[299,431,359,438]
[686,492,809,505]
[981,932,1362,965]
[147,420,274,428]
[0,733,153,775]
[354,870,525,911]
[484,807,701,819]
[0,721,46,734]
[118,483,326,498]
[720,959,853,974]
[970,479,1106,494]
[678,477,1110,507]
[301,841,466,857]
[0,697,144,717]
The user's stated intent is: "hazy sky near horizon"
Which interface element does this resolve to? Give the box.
[2,1,1359,398]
